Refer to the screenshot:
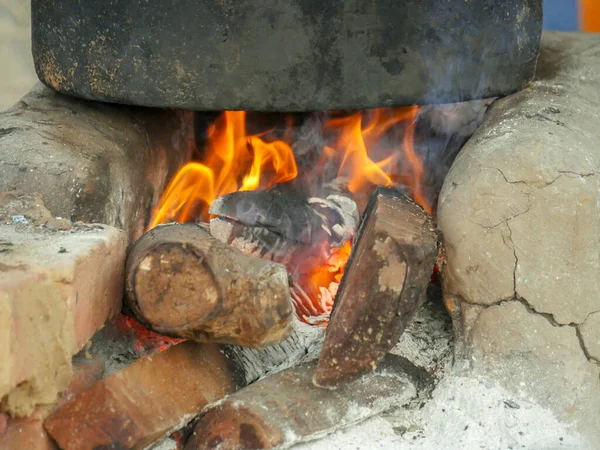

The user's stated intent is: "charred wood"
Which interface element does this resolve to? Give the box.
[314,187,438,388]
[124,223,293,348]
[208,183,359,250]
[223,319,325,386]
[210,186,358,322]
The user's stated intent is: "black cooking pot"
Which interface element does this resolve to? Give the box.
[32,0,542,111]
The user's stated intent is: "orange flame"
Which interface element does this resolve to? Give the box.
[291,241,353,324]
[323,106,431,214]
[150,108,431,321]
[150,111,297,228]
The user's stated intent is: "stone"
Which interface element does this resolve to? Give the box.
[44,217,72,231]
[0,0,37,110]
[0,191,52,226]
[468,302,600,442]
[437,31,600,443]
[0,84,193,240]
[0,224,126,417]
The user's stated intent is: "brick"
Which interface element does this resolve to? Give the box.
[0,354,105,450]
[0,224,125,417]
[0,84,193,240]
[44,342,237,450]
[0,408,56,450]
[57,355,105,409]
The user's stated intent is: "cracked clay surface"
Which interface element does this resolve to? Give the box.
[437,32,600,443]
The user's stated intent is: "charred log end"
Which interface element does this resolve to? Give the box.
[124,223,294,349]
[185,404,283,450]
[132,243,219,332]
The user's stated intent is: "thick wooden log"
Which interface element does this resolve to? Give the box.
[43,342,239,450]
[314,187,438,388]
[124,223,293,348]
[184,355,425,450]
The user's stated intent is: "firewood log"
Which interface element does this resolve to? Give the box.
[314,187,438,388]
[184,354,428,450]
[124,223,293,348]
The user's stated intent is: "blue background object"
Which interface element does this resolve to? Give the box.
[543,0,580,31]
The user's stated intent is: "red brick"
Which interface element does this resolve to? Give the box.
[44,342,236,450]
[57,355,105,408]
[0,408,56,450]
[0,224,125,417]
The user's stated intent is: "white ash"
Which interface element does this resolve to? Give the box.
[146,437,177,450]
[296,375,584,450]
[280,372,418,449]
[307,194,360,247]
[296,289,583,448]
[225,319,325,385]
[391,285,454,380]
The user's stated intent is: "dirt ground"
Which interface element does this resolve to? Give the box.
[0,0,37,110]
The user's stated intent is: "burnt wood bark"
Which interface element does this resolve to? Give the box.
[208,184,359,249]
[184,355,425,450]
[314,187,438,388]
[124,223,293,348]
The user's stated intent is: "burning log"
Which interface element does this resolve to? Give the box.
[43,342,239,450]
[209,183,359,249]
[314,187,438,388]
[124,223,293,348]
[209,184,359,323]
[184,355,426,450]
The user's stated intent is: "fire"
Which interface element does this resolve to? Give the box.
[150,107,431,321]
[291,241,353,324]
[150,111,298,227]
[323,106,431,214]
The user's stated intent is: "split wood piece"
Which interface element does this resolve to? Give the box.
[314,187,438,388]
[43,342,239,450]
[184,354,424,450]
[124,223,294,348]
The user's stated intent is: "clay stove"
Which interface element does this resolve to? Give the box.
[3,1,599,450]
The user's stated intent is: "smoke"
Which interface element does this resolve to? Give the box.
[415,99,496,207]
[235,101,494,213]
